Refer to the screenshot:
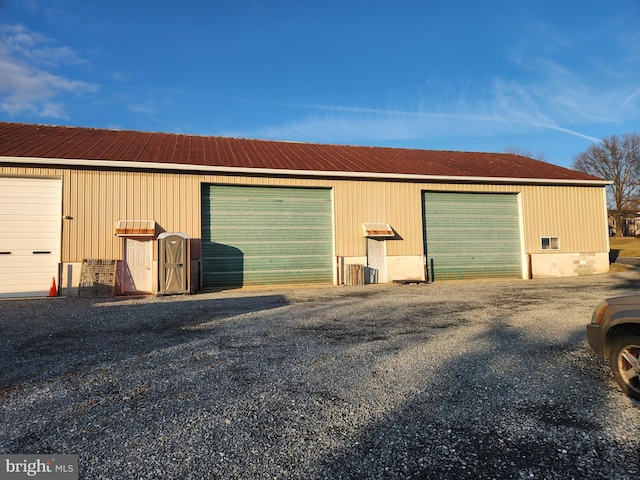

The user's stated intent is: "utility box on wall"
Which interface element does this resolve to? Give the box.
[158,232,190,295]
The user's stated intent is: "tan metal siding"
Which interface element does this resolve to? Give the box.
[332,180,425,257]
[1,165,609,267]
[0,168,205,262]
[520,185,608,253]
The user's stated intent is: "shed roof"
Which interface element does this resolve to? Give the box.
[0,122,606,184]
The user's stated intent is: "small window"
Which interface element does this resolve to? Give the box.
[541,236,560,250]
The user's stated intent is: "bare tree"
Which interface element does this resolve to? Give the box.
[572,133,640,237]
[504,146,548,162]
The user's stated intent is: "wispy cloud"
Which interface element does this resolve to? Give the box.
[111,72,132,82]
[623,87,640,111]
[225,13,638,149]
[533,123,602,143]
[223,88,603,146]
[221,103,488,143]
[0,23,98,118]
[228,46,635,147]
[127,101,158,115]
[276,102,508,124]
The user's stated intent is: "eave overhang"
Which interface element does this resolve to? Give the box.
[0,156,613,187]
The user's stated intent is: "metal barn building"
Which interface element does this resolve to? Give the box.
[0,122,610,298]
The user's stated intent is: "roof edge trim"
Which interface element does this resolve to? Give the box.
[1,156,612,186]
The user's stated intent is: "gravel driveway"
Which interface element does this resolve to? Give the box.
[2,272,640,479]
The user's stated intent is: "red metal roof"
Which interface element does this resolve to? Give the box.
[0,122,604,182]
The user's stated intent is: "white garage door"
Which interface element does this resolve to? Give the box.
[0,177,62,298]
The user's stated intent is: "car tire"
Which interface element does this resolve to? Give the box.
[610,335,640,401]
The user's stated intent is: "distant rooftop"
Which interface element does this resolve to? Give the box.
[0,122,606,184]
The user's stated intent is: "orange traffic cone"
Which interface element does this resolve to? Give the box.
[48,277,58,297]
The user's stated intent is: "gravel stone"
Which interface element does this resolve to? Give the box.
[1,272,640,479]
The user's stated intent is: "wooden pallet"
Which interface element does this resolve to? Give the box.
[78,259,118,297]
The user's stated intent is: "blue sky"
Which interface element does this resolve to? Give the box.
[0,1,638,168]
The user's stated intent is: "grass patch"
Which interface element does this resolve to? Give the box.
[610,237,640,258]
[610,262,634,272]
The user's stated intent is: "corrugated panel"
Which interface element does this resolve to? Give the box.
[0,166,611,276]
[60,170,203,262]
[423,192,522,280]
[201,185,333,287]
[115,220,156,236]
[362,223,394,237]
[0,122,605,182]
[332,180,424,257]
[520,185,609,253]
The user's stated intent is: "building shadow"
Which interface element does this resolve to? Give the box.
[201,242,244,290]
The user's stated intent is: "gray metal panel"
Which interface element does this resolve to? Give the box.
[202,185,333,288]
[423,192,522,280]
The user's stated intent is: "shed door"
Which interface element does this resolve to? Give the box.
[121,238,153,293]
[366,238,386,283]
[201,185,333,288]
[423,192,522,280]
[0,177,62,298]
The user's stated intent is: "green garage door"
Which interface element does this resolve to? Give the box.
[201,185,333,288]
[423,192,522,281]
